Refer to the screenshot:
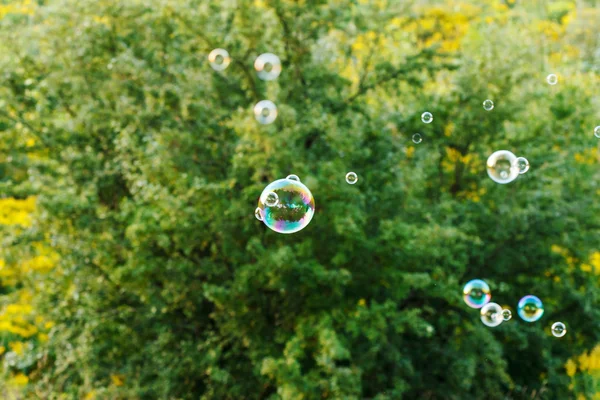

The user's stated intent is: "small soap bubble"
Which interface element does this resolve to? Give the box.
[551,322,567,338]
[502,309,512,321]
[483,99,494,111]
[412,133,423,144]
[345,172,358,184]
[265,192,279,207]
[486,150,519,184]
[421,112,433,124]
[286,174,300,182]
[594,126,600,139]
[480,302,503,327]
[208,48,231,71]
[547,74,558,85]
[254,100,278,125]
[513,157,530,174]
[517,295,544,322]
[257,178,315,234]
[254,53,282,81]
[462,279,491,309]
[255,207,263,221]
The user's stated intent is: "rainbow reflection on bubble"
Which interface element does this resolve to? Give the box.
[517,295,544,322]
[257,177,315,234]
[462,279,491,309]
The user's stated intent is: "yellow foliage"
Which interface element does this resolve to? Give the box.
[9,341,25,355]
[574,148,597,165]
[10,373,29,386]
[111,374,125,387]
[0,0,35,19]
[0,196,36,226]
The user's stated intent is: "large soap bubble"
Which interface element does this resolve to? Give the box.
[256,176,315,234]
[486,150,519,184]
[462,279,491,309]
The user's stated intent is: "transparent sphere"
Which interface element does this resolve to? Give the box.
[257,178,315,234]
[480,302,503,327]
[551,321,567,338]
[254,100,278,125]
[254,207,263,221]
[513,157,530,174]
[594,126,600,139]
[421,112,433,124]
[286,174,300,182]
[502,309,512,321]
[265,192,279,207]
[547,74,558,85]
[254,53,282,81]
[486,150,520,184]
[462,279,491,309]
[483,99,494,111]
[345,172,358,185]
[412,133,423,144]
[517,295,544,322]
[208,48,231,71]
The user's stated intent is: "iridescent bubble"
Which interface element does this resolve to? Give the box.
[257,178,315,234]
[412,133,423,144]
[208,48,231,71]
[502,309,512,321]
[551,322,567,338]
[480,302,503,327]
[462,279,491,309]
[421,112,433,124]
[254,53,282,81]
[265,192,279,207]
[594,126,600,139]
[483,99,494,111]
[547,74,558,85]
[486,150,519,184]
[513,157,530,174]
[286,174,300,182]
[517,295,544,322]
[345,172,358,185]
[254,100,278,125]
[255,207,263,221]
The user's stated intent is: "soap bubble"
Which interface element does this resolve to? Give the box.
[517,295,544,322]
[265,192,279,207]
[254,100,278,125]
[412,133,423,144]
[502,309,512,321]
[345,172,358,185]
[547,74,558,85]
[421,112,433,124]
[486,150,519,184]
[208,48,231,71]
[257,178,315,234]
[483,99,494,111]
[551,322,567,338]
[255,207,263,221]
[286,174,300,182]
[594,126,600,139]
[254,53,282,81]
[480,302,503,327]
[513,157,530,174]
[462,279,491,309]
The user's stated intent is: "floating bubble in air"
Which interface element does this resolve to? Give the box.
[547,74,558,85]
[517,295,544,322]
[486,150,519,184]
[345,172,358,185]
[412,133,423,144]
[256,177,315,234]
[421,112,433,124]
[208,48,231,71]
[502,309,512,321]
[462,279,491,309]
[254,53,282,81]
[265,192,279,207]
[483,99,494,111]
[286,174,300,182]
[551,322,567,338]
[513,157,530,174]
[254,100,278,125]
[480,302,503,327]
[255,207,263,221]
[594,126,600,139]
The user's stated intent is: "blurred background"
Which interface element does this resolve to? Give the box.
[0,0,599,398]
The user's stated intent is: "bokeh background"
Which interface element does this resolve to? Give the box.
[1,0,599,398]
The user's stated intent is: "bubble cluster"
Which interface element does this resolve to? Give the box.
[208,48,231,71]
[345,172,358,185]
[483,99,494,111]
[502,309,512,321]
[487,150,520,184]
[551,322,567,338]
[421,112,433,124]
[462,279,491,309]
[513,157,530,174]
[517,295,544,322]
[256,176,315,234]
[412,133,423,144]
[480,302,503,327]
[547,74,558,85]
[254,53,282,81]
[254,100,278,125]
[594,126,600,139]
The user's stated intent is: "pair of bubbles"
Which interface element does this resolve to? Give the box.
[463,279,567,337]
[487,150,529,184]
[208,49,281,125]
